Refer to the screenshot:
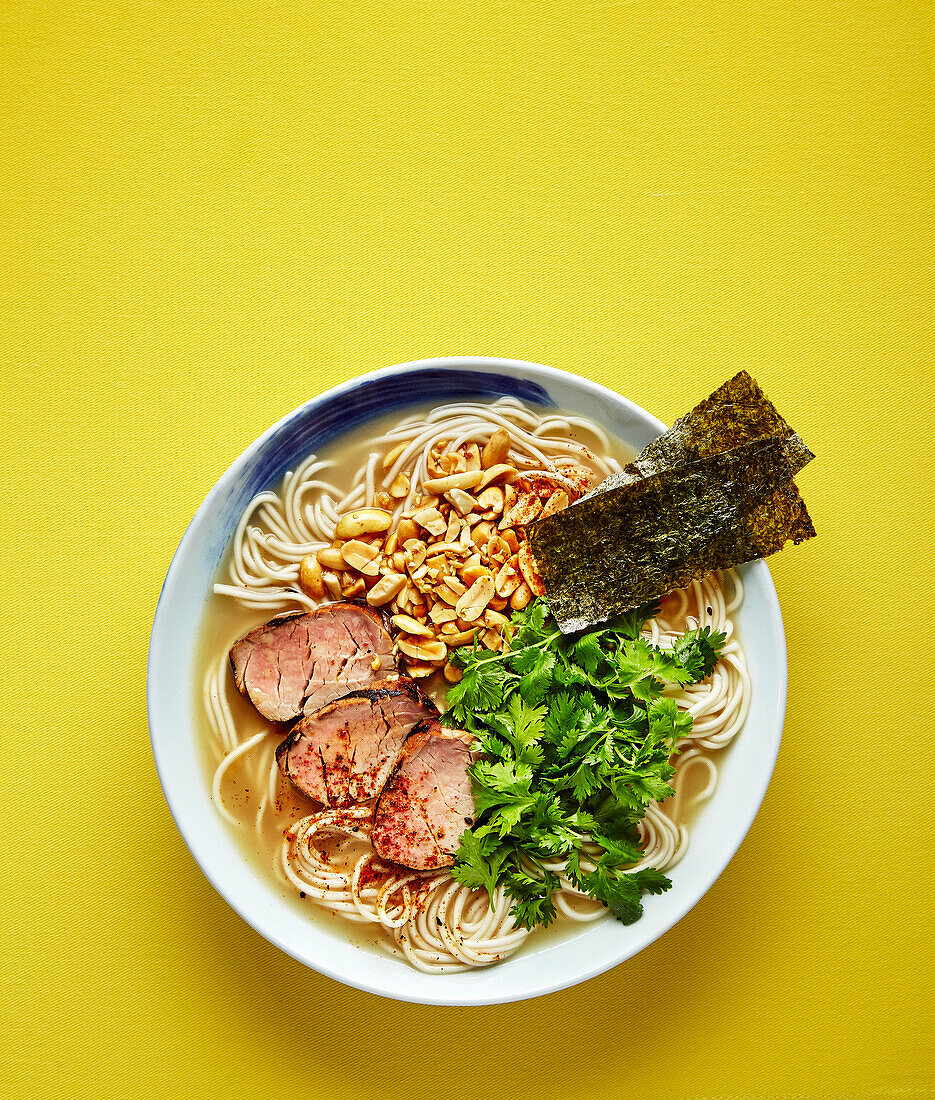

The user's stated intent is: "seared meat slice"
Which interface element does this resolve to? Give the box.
[275,678,438,807]
[371,719,475,870]
[229,602,396,723]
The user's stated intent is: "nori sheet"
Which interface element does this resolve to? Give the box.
[591,370,814,499]
[529,434,816,634]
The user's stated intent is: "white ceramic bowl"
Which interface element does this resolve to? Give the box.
[148,356,786,1005]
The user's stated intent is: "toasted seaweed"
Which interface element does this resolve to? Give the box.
[529,434,816,634]
[592,370,814,499]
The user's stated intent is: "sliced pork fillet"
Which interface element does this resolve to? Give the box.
[275,678,438,807]
[371,719,475,870]
[229,602,396,723]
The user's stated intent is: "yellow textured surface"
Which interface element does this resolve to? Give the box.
[1,1,933,1097]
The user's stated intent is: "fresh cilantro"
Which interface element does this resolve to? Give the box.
[446,653,508,724]
[506,864,561,929]
[451,830,509,899]
[445,597,725,931]
[671,626,727,681]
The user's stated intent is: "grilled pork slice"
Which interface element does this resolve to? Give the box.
[229,602,396,723]
[275,678,438,807]
[371,720,475,870]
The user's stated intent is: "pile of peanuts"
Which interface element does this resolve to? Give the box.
[296,428,588,682]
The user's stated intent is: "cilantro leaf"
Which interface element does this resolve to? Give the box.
[504,693,545,752]
[543,691,580,743]
[446,655,509,720]
[452,831,509,900]
[671,626,727,682]
[512,647,556,704]
[506,865,559,930]
[567,633,606,676]
[570,858,673,924]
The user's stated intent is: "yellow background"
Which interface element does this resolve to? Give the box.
[2,1,933,1097]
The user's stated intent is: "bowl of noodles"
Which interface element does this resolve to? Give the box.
[148,356,786,1005]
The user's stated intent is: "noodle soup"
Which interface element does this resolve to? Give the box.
[197,397,750,972]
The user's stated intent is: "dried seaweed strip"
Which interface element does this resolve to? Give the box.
[530,435,816,634]
[594,371,814,498]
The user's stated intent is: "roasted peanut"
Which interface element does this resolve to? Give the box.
[461,563,492,587]
[434,583,463,607]
[485,535,511,566]
[403,538,427,569]
[396,517,419,544]
[342,576,366,598]
[462,443,482,471]
[382,441,409,470]
[422,471,484,494]
[443,662,464,683]
[481,428,511,469]
[456,574,496,622]
[322,570,342,599]
[436,451,466,476]
[298,554,325,598]
[397,636,448,663]
[471,520,493,549]
[316,546,345,570]
[541,489,569,517]
[426,542,468,558]
[392,613,433,637]
[444,511,462,542]
[341,539,381,576]
[494,560,522,598]
[389,472,410,498]
[477,485,504,515]
[518,542,546,596]
[367,572,407,606]
[447,487,475,516]
[501,492,541,528]
[427,441,450,477]
[412,506,447,536]
[510,581,532,610]
[334,508,393,539]
[478,463,517,489]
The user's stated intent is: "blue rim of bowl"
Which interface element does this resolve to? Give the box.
[147,355,787,1005]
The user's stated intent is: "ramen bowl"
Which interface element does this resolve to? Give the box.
[147,356,786,1006]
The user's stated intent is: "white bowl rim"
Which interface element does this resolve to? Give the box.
[148,355,786,1005]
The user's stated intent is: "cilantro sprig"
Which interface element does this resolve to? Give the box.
[444,598,725,931]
